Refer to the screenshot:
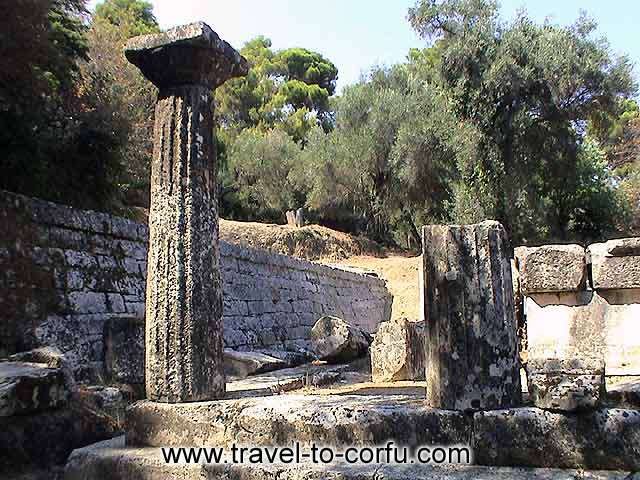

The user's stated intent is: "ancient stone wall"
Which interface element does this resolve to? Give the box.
[514,241,640,376]
[0,190,391,379]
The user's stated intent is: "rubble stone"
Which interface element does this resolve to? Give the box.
[0,362,68,416]
[514,245,586,294]
[526,358,605,411]
[310,316,371,363]
[422,221,521,410]
[223,349,287,378]
[371,318,425,382]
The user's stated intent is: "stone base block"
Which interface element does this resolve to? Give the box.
[65,437,635,480]
[473,407,640,471]
[525,290,640,376]
[65,436,632,480]
[126,394,470,448]
[526,358,605,411]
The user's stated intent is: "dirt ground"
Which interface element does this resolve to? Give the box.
[219,219,382,261]
[325,254,422,321]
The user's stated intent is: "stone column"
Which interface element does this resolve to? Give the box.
[422,221,521,410]
[125,23,247,402]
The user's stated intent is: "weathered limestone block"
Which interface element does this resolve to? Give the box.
[422,221,521,410]
[473,407,640,471]
[526,358,605,411]
[0,362,69,416]
[125,23,247,402]
[104,316,145,385]
[65,437,638,480]
[514,245,586,294]
[310,316,371,363]
[371,318,425,382]
[223,349,287,378]
[524,290,640,375]
[126,395,471,448]
[588,238,640,290]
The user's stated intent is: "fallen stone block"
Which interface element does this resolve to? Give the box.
[9,346,76,390]
[473,407,640,471]
[526,358,605,411]
[223,350,287,378]
[104,316,144,385]
[588,238,640,290]
[515,245,586,294]
[371,318,425,382]
[0,362,69,416]
[310,316,371,363]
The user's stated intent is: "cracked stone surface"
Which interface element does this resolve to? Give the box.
[65,436,633,479]
[125,394,471,448]
[526,358,605,411]
[514,245,586,294]
[473,407,640,471]
[125,22,247,402]
[422,222,521,410]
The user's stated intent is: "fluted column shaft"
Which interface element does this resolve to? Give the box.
[422,221,521,410]
[144,86,223,402]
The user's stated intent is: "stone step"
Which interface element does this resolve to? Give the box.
[126,393,640,472]
[126,394,469,450]
[65,436,632,480]
[0,361,69,416]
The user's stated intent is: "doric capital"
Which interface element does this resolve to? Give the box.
[125,22,248,89]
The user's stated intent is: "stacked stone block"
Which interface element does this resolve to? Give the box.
[0,190,392,381]
[0,190,147,380]
[516,240,640,381]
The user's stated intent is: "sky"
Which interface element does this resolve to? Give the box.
[87,0,640,93]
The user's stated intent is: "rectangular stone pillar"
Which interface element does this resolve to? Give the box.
[125,23,247,402]
[422,221,521,410]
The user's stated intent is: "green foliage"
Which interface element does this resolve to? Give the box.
[0,0,123,210]
[296,64,457,242]
[404,0,636,243]
[221,129,302,222]
[216,38,338,143]
[77,13,158,208]
[94,0,158,36]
